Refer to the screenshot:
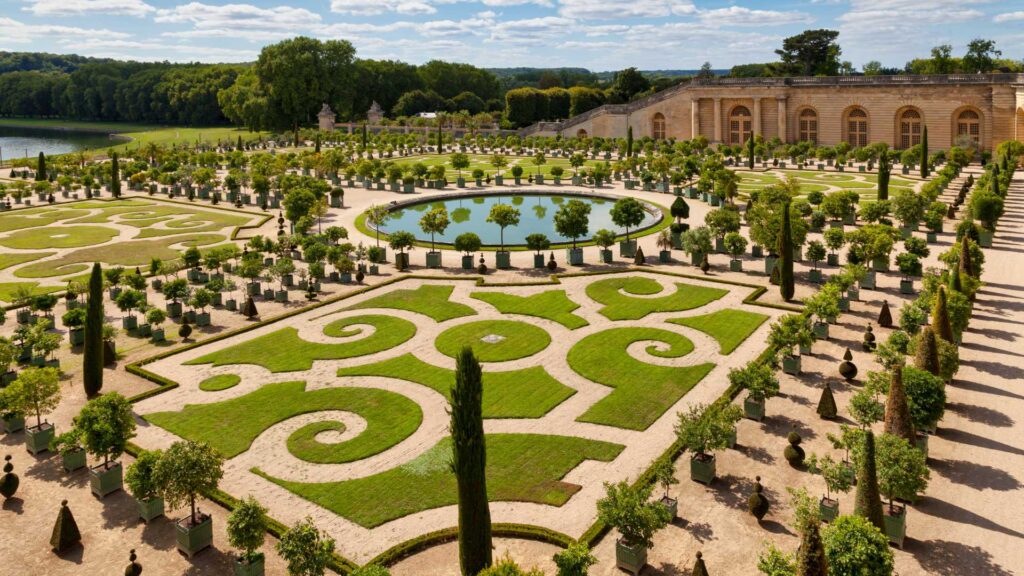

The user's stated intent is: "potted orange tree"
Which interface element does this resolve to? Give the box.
[154,440,224,559]
[597,481,670,575]
[5,366,60,454]
[77,392,136,498]
[674,402,739,484]
[126,449,164,522]
[227,496,269,576]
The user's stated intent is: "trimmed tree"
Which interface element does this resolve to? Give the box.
[228,496,269,569]
[76,392,136,467]
[796,517,828,576]
[877,150,891,201]
[817,382,838,419]
[153,440,224,526]
[277,517,336,576]
[914,326,941,376]
[111,152,121,198]
[883,366,916,444]
[853,430,885,531]
[37,151,47,181]
[877,301,893,328]
[958,235,973,277]
[876,433,929,511]
[822,515,893,576]
[50,500,81,553]
[931,286,954,342]
[451,347,492,575]
[779,201,795,301]
[83,263,104,397]
[920,126,929,179]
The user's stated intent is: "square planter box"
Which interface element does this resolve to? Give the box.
[122,316,138,330]
[1,414,25,434]
[729,259,742,272]
[751,245,763,258]
[176,515,214,559]
[690,251,704,267]
[659,250,671,263]
[658,496,678,519]
[532,253,545,268]
[151,328,166,342]
[426,251,442,269]
[597,249,613,264]
[166,302,183,318]
[183,310,197,324]
[883,506,906,549]
[62,449,87,473]
[827,253,840,266]
[743,396,765,421]
[68,328,85,347]
[195,312,211,327]
[782,354,801,375]
[137,497,164,523]
[872,257,889,272]
[820,497,839,523]
[247,282,261,296]
[26,423,55,455]
[136,323,153,338]
[566,248,584,266]
[89,461,123,498]
[394,253,409,271]
[813,322,830,340]
[900,279,915,294]
[234,556,266,576]
[615,538,648,576]
[764,256,778,276]
[808,269,822,283]
[495,251,511,269]
[860,270,876,290]
[618,240,636,258]
[690,453,716,484]
[261,289,274,300]
[714,237,726,253]
[274,290,288,303]
[926,232,938,243]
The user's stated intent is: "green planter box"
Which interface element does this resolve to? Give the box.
[658,496,678,519]
[820,497,839,523]
[68,328,85,347]
[195,312,211,327]
[151,328,166,342]
[62,449,87,473]
[122,316,138,330]
[619,240,636,258]
[808,269,822,283]
[926,232,938,243]
[235,556,266,576]
[690,453,716,484]
[89,462,123,498]
[715,236,726,253]
[183,310,197,324]
[782,354,801,375]
[1,414,25,434]
[813,322,829,340]
[166,301,183,318]
[900,279,915,294]
[566,248,584,266]
[426,251,442,269]
[690,251,703,267]
[883,506,906,549]
[751,245,763,258]
[599,249,613,264]
[827,253,840,266]
[847,287,860,302]
[615,539,648,576]
[743,396,765,421]
[395,252,409,271]
[729,259,742,272]
[274,290,288,303]
[26,423,55,454]
[659,250,671,263]
[495,251,511,269]
[136,323,152,338]
[872,257,889,272]
[176,515,214,558]
[533,254,546,268]
[137,497,164,523]
[764,256,778,276]
[461,255,475,270]
[860,270,876,290]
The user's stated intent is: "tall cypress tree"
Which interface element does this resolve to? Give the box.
[110,152,121,198]
[436,121,442,154]
[747,136,755,169]
[914,326,941,376]
[362,123,369,151]
[991,163,1000,197]
[796,519,828,576]
[931,286,954,342]
[884,365,916,444]
[877,150,891,201]
[854,430,885,531]
[36,152,47,181]
[779,201,795,301]
[920,126,929,178]
[948,266,962,292]
[314,132,321,153]
[83,262,104,397]
[451,347,492,575]
[958,236,973,277]
[626,126,634,158]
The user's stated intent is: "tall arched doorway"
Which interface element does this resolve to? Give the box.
[651,113,666,140]
[798,108,818,144]
[899,108,923,149]
[955,109,980,149]
[729,106,752,144]
[845,107,868,147]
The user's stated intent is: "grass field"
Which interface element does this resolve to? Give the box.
[585,276,728,321]
[668,309,770,354]
[568,327,715,430]
[188,315,417,372]
[337,353,573,419]
[287,421,351,463]
[0,281,62,302]
[434,319,551,362]
[344,284,476,322]
[736,169,917,202]
[0,252,53,271]
[145,380,422,461]
[255,433,624,528]
[470,290,588,329]
[198,374,241,392]
[0,225,119,249]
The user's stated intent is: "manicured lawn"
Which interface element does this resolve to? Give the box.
[337,353,573,418]
[144,380,422,461]
[0,207,91,233]
[568,327,714,430]
[0,225,118,249]
[0,251,54,271]
[434,319,551,362]
[287,421,349,464]
[255,433,623,528]
[345,284,476,322]
[471,290,588,329]
[67,201,252,237]
[0,281,62,303]
[668,309,770,354]
[0,120,268,154]
[585,276,728,321]
[14,233,226,278]
[188,314,417,372]
[198,374,241,391]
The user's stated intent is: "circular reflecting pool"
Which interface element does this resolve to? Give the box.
[380,192,664,246]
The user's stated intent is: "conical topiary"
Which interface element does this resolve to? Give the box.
[747,476,770,521]
[700,253,710,274]
[932,286,954,342]
[769,262,780,285]
[884,365,916,444]
[877,301,893,328]
[948,268,962,293]
[838,348,858,381]
[854,431,885,531]
[1,455,19,499]
[795,518,828,576]
[861,323,876,351]
[959,236,973,277]
[914,326,941,376]
[784,430,806,467]
[124,549,142,576]
[50,500,81,553]
[817,382,838,419]
[241,296,259,319]
[692,551,709,576]
[634,246,646,265]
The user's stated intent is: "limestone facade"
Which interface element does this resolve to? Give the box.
[543,74,1024,152]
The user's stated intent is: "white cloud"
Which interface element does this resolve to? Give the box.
[994,11,1024,23]
[558,0,696,20]
[330,0,436,15]
[699,6,814,27]
[838,0,984,33]
[488,16,572,44]
[22,0,154,17]
[155,2,321,31]
[0,16,131,44]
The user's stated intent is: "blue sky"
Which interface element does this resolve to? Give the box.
[1,0,1021,70]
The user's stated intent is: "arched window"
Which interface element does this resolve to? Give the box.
[576,128,588,139]
[798,109,818,144]
[651,113,666,140]
[956,109,980,148]
[899,109,922,149]
[846,108,868,147]
[729,106,752,145]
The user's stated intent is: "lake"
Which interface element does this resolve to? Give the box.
[0,125,127,160]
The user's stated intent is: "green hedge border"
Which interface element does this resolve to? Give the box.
[123,268,799,573]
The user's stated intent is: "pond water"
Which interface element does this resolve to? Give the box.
[381,193,663,246]
[0,126,126,160]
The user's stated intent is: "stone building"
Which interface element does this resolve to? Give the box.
[317,103,336,132]
[367,101,385,124]
[528,74,1024,152]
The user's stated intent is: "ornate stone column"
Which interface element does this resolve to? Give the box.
[753,98,762,137]
[777,97,787,142]
[713,98,722,143]
[691,99,700,139]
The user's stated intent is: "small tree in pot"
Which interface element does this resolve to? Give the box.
[154,440,224,558]
[76,392,136,498]
[611,197,646,258]
[723,231,747,272]
[554,199,591,265]
[5,366,60,454]
[593,229,616,264]
[52,428,86,473]
[525,233,550,268]
[487,203,520,269]
[126,449,164,522]
[277,517,336,576]
[875,433,929,548]
[806,240,827,283]
[455,232,482,270]
[228,496,269,576]
[597,481,671,575]
[731,361,779,421]
[804,283,841,340]
[419,206,449,268]
[388,231,416,271]
[652,459,679,519]
[674,402,740,484]
[807,453,853,523]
